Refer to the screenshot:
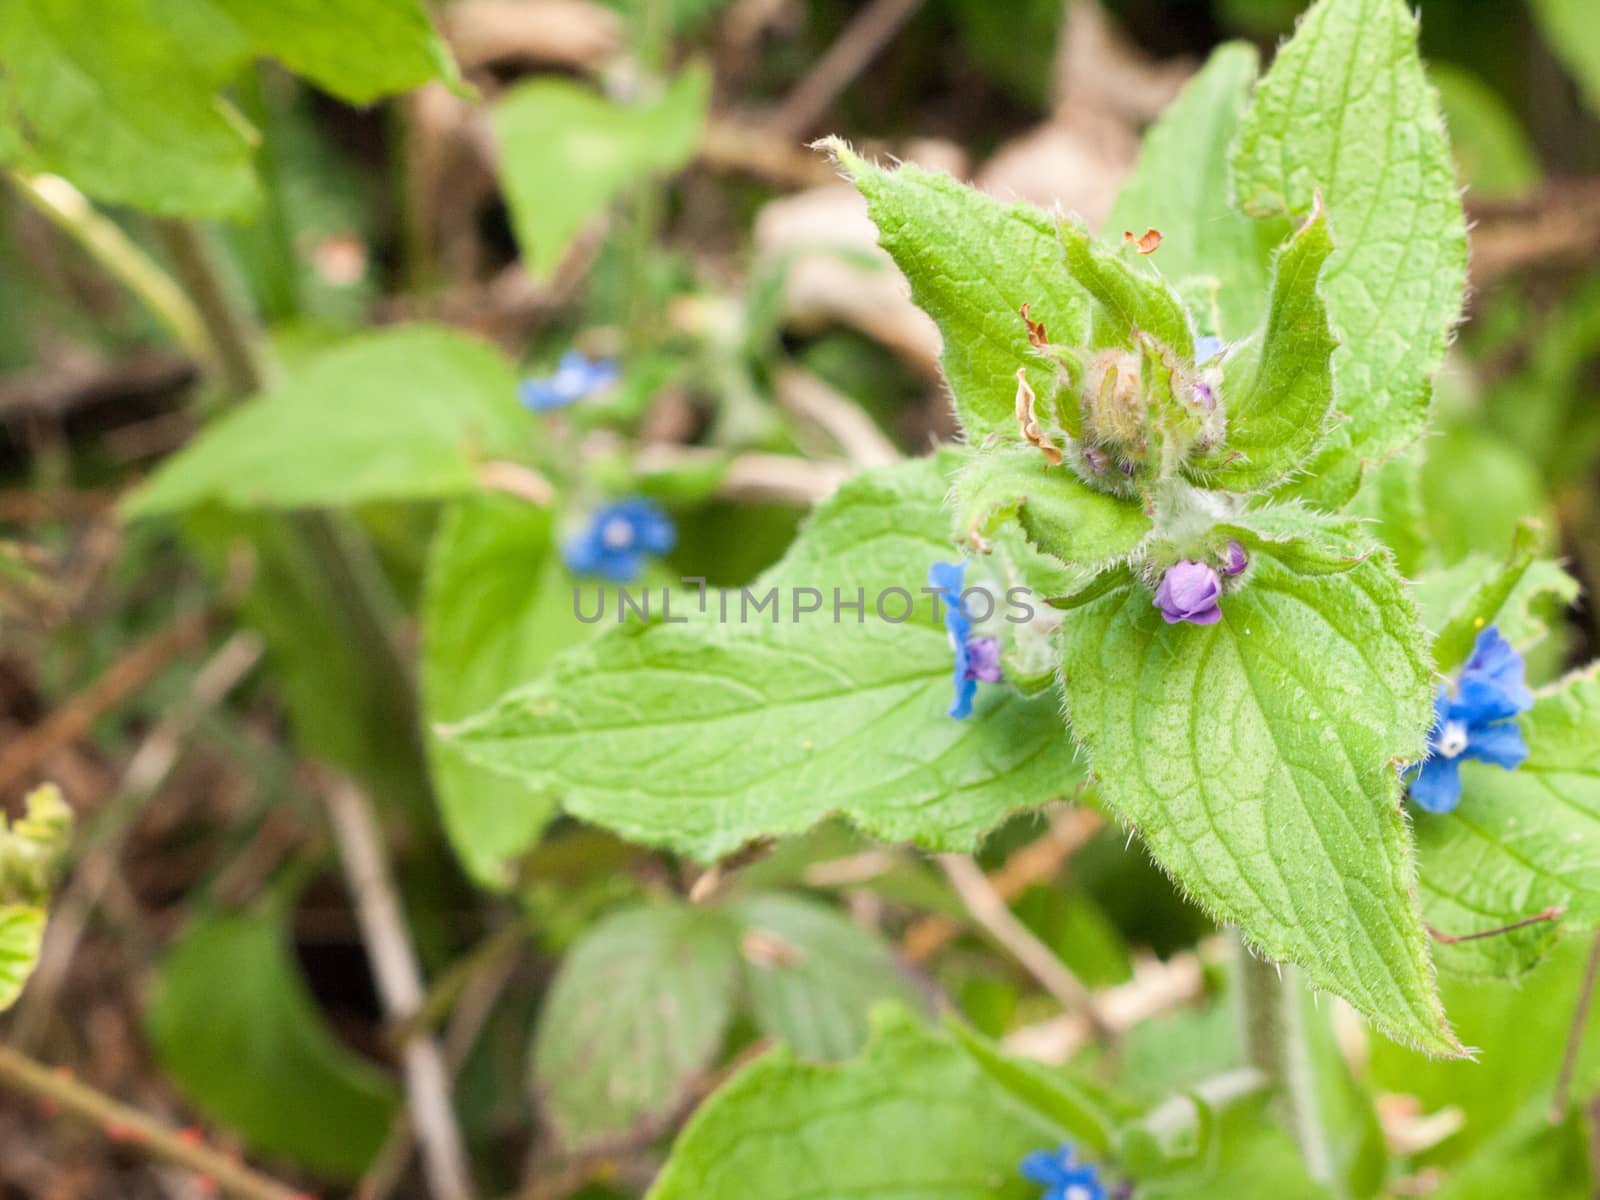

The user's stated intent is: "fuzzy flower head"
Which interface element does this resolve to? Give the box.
[1406,626,1533,814]
[1154,559,1223,626]
[519,350,620,412]
[1020,1144,1107,1200]
[929,561,1002,720]
[563,498,675,582]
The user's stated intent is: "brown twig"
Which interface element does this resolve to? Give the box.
[322,780,477,1200]
[0,1044,311,1200]
[11,632,264,1049]
[902,807,1103,964]
[938,852,1115,1042]
[1550,932,1600,1122]
[0,609,211,797]
[764,0,926,141]
[1426,905,1565,944]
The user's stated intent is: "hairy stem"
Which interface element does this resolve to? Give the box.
[1233,936,1337,1191]
[0,1044,308,1200]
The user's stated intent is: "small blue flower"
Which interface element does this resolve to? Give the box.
[1021,1144,1107,1200]
[563,498,675,582]
[1194,334,1224,362]
[928,561,1002,720]
[1407,626,1533,814]
[519,350,620,412]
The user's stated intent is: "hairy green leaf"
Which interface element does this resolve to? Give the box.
[649,1010,1071,1200]
[145,910,400,1179]
[125,326,529,517]
[1060,222,1194,359]
[1191,204,1336,492]
[1106,43,1276,341]
[1232,0,1467,504]
[1059,530,1454,1053]
[452,456,1084,861]
[495,67,709,278]
[532,902,740,1146]
[822,139,1091,439]
[953,448,1151,570]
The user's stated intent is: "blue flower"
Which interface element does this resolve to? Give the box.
[1194,334,1224,362]
[1406,626,1533,814]
[563,498,675,582]
[1021,1144,1107,1200]
[928,561,1002,720]
[519,350,620,412]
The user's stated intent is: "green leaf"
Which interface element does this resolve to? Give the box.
[1428,1111,1593,1200]
[494,67,709,279]
[0,783,73,905]
[1059,529,1456,1054]
[0,0,257,217]
[1232,0,1467,504]
[1423,519,1544,675]
[0,905,46,1012]
[1413,552,1578,667]
[1190,204,1336,493]
[952,447,1151,570]
[822,139,1091,439]
[125,326,529,517]
[1059,222,1195,359]
[1420,427,1550,566]
[1106,42,1276,341]
[145,910,400,1179]
[1531,0,1600,116]
[1415,666,1600,979]
[421,497,593,888]
[648,1009,1072,1200]
[452,456,1085,861]
[0,0,458,218]
[530,901,740,1146]
[727,892,925,1061]
[197,0,459,106]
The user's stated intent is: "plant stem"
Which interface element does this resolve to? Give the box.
[1551,931,1600,1121]
[0,1043,308,1200]
[8,173,209,361]
[1233,935,1337,1190]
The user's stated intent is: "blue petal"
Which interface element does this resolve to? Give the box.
[1020,1151,1069,1185]
[928,560,965,601]
[1454,627,1533,721]
[609,497,677,555]
[1464,719,1529,771]
[519,379,576,412]
[1409,756,1463,814]
[949,671,977,719]
[1194,334,1224,361]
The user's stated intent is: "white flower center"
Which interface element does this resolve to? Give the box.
[1437,719,1470,759]
[601,517,635,550]
[1064,1186,1095,1200]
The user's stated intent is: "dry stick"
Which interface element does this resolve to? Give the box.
[903,807,1103,964]
[323,780,476,1200]
[12,632,265,1049]
[1551,932,1600,1123]
[774,368,902,469]
[359,931,525,1200]
[0,1044,309,1200]
[937,853,1114,1042]
[0,610,211,796]
[764,0,927,141]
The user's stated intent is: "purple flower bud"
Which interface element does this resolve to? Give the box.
[1082,445,1109,474]
[1154,560,1223,626]
[1191,380,1216,411]
[1118,459,1137,477]
[964,636,1003,683]
[1222,539,1248,576]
